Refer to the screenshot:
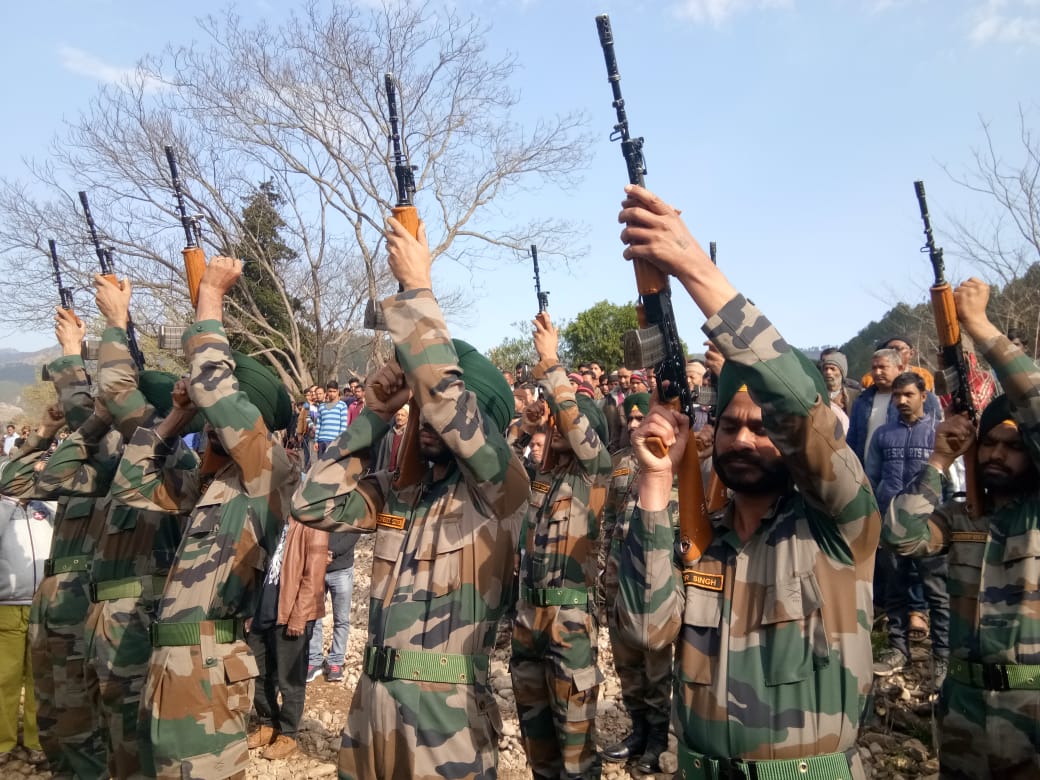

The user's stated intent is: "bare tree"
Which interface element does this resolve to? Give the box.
[0,0,588,394]
[945,106,1040,354]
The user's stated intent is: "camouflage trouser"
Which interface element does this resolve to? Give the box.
[510,601,603,780]
[145,631,257,780]
[938,679,1040,779]
[85,593,160,778]
[604,536,673,731]
[338,674,501,780]
[28,573,107,780]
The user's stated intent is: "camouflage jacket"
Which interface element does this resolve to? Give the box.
[519,362,611,596]
[111,320,296,624]
[885,332,1040,666]
[91,327,192,584]
[292,288,530,664]
[622,294,880,761]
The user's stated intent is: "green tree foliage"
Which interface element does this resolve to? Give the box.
[839,301,936,380]
[486,322,537,375]
[561,301,638,370]
[225,181,312,375]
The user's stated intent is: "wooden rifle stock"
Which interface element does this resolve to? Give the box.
[183,246,207,310]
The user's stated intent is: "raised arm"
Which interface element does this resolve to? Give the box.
[51,306,93,431]
[37,403,119,498]
[0,405,66,498]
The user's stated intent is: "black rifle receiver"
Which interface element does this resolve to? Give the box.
[77,191,146,370]
[531,244,549,313]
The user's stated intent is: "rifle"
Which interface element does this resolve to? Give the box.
[531,244,550,313]
[164,145,207,309]
[702,240,729,513]
[368,72,423,489]
[78,191,146,370]
[596,14,709,563]
[914,180,981,518]
[49,239,81,326]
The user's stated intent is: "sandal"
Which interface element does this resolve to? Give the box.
[908,611,929,642]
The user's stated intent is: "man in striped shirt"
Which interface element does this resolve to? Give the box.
[316,382,349,455]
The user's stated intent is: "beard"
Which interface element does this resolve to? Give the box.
[980,462,1036,494]
[714,450,790,495]
[418,426,453,465]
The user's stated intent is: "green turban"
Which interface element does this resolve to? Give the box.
[576,394,608,446]
[451,339,514,434]
[138,370,204,433]
[623,392,650,418]
[715,348,828,416]
[978,395,1013,441]
[231,351,294,433]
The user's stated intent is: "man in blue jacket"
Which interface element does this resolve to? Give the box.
[866,372,949,682]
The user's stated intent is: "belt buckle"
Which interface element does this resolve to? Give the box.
[148,621,161,646]
[982,664,1010,691]
[717,757,755,780]
[373,647,398,681]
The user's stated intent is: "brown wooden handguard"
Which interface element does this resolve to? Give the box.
[964,442,983,520]
[393,409,424,489]
[392,205,420,239]
[647,399,711,565]
[183,246,207,310]
[632,257,667,297]
[930,283,960,348]
[706,469,728,513]
[540,414,558,474]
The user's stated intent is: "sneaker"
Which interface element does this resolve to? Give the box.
[326,663,344,682]
[873,647,909,677]
[933,656,949,691]
[306,664,322,683]
[262,734,298,761]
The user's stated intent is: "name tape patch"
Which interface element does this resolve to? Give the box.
[377,513,406,530]
[612,467,631,478]
[531,481,550,494]
[682,569,724,592]
[950,531,988,543]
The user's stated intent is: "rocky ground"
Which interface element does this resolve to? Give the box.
[7,533,944,778]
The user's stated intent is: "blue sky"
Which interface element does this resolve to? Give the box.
[2,0,1038,360]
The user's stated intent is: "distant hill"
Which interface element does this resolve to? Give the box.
[0,345,60,407]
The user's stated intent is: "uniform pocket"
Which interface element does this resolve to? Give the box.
[413,522,465,599]
[1002,529,1040,589]
[678,587,722,685]
[371,527,405,602]
[564,665,603,722]
[108,503,137,532]
[761,573,827,686]
[223,647,259,714]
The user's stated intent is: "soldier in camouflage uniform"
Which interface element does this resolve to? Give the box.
[110,256,297,780]
[884,278,1040,779]
[617,184,880,780]
[599,392,675,774]
[510,311,612,780]
[0,308,108,779]
[292,215,529,780]
[81,275,193,778]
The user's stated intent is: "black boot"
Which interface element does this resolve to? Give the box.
[601,715,648,762]
[634,724,669,774]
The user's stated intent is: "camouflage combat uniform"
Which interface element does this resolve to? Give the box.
[510,361,612,780]
[617,295,880,780]
[292,289,530,780]
[0,355,108,779]
[601,448,675,752]
[80,326,193,778]
[111,320,296,780]
[884,332,1040,779]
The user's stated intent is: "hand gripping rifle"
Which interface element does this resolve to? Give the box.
[914,180,981,518]
[49,239,82,326]
[164,146,207,309]
[78,191,146,370]
[368,72,423,488]
[596,14,709,563]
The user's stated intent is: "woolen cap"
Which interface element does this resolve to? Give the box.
[820,351,848,379]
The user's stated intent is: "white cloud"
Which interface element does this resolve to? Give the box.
[968,0,1040,46]
[672,0,793,26]
[58,45,164,92]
